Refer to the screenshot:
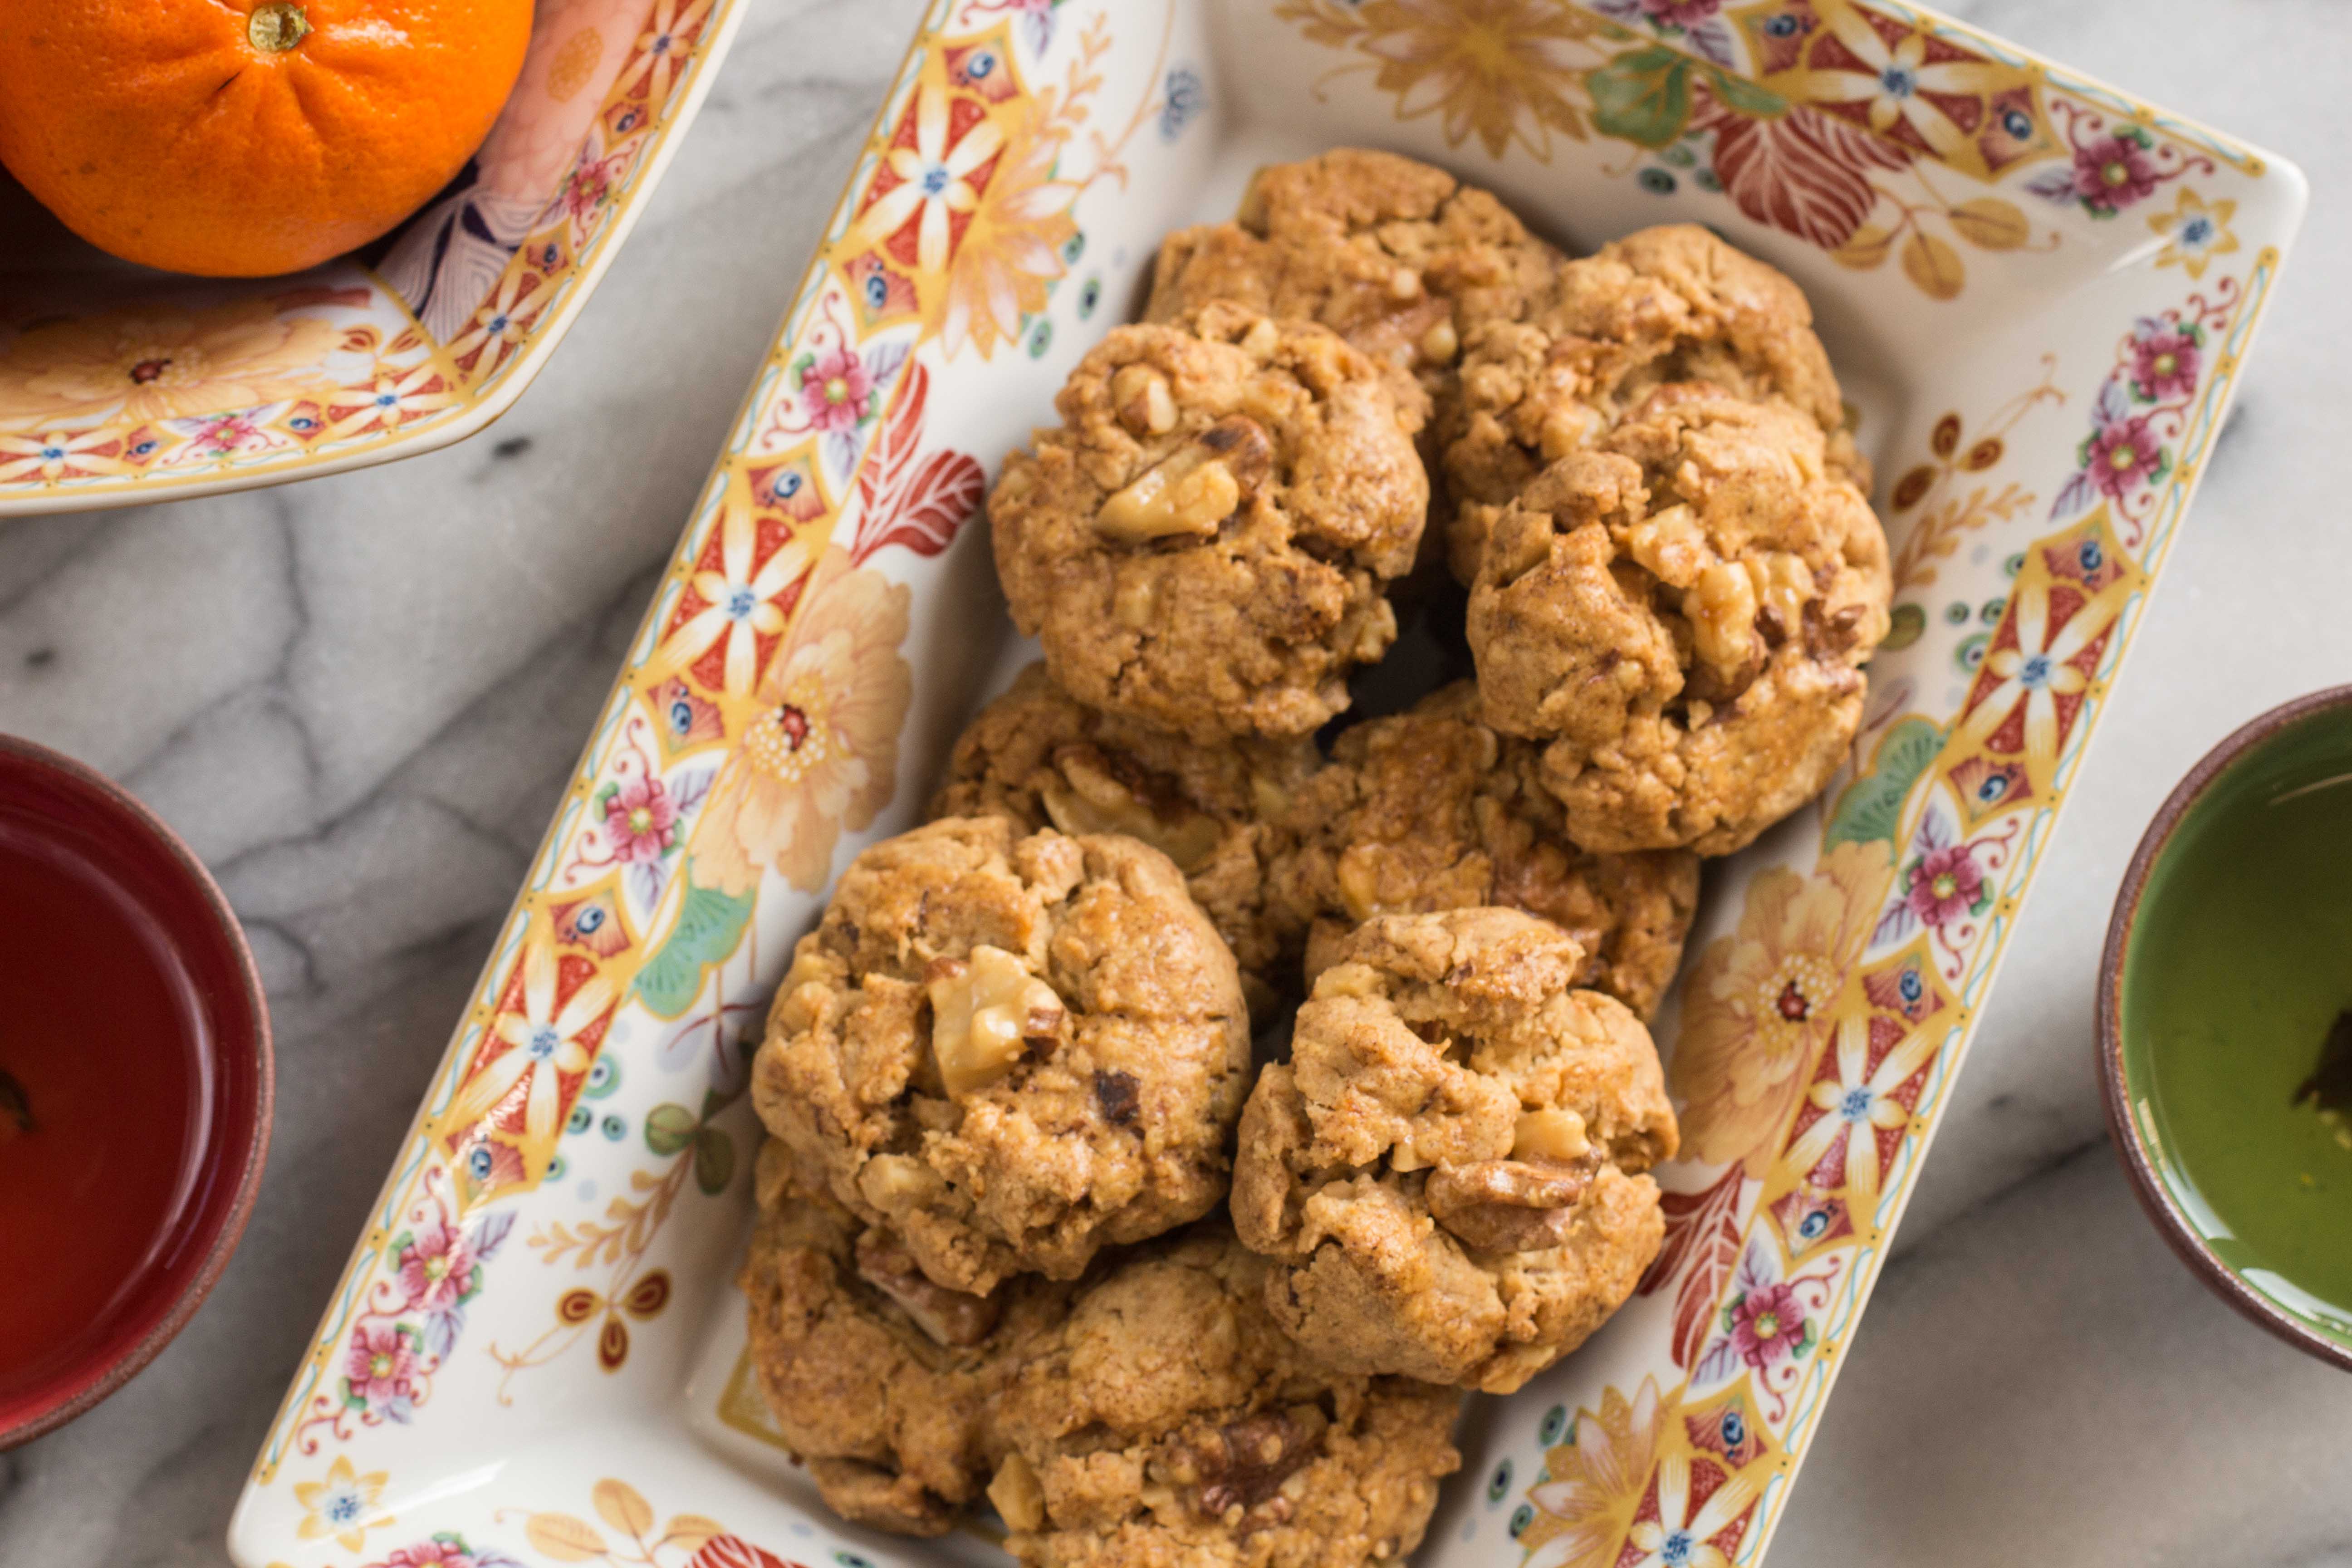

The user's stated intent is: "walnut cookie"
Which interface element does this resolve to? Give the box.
[750,816,1251,1296]
[1442,221,1870,583]
[986,1221,1462,1568]
[988,300,1427,744]
[1269,680,1699,1020]
[738,1147,1080,1536]
[932,661,1321,1018]
[1231,909,1676,1394]
[1467,387,1891,856]
[1145,147,1562,423]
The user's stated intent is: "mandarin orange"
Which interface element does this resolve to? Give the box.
[0,0,533,278]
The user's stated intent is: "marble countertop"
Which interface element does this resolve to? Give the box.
[2,0,2345,1559]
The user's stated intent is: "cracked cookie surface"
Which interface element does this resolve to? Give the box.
[932,662,1320,1018]
[1231,909,1676,1393]
[751,816,1251,1295]
[1444,221,1869,583]
[1145,147,1562,424]
[738,1148,1076,1536]
[989,1221,1462,1568]
[989,300,1427,743]
[1467,388,1891,856]
[1270,681,1699,1020]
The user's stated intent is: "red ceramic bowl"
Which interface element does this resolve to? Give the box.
[0,735,270,1448]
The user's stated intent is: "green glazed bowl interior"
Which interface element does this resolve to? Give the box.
[2102,686,2352,1371]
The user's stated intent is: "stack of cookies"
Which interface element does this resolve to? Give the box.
[738,149,1894,1568]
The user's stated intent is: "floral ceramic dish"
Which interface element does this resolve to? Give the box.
[229,3,2304,1566]
[0,0,744,516]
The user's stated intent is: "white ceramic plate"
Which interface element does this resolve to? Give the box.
[230,3,2304,1566]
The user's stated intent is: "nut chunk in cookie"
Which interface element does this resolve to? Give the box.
[990,1222,1462,1568]
[1146,147,1562,418]
[1444,222,1868,583]
[737,1147,1074,1536]
[933,662,1320,1016]
[1469,390,1891,857]
[1231,909,1677,1394]
[989,301,1427,743]
[1271,681,1699,1020]
[751,816,1252,1295]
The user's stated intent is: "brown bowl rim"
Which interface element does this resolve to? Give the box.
[2097,683,2352,1373]
[0,733,275,1447]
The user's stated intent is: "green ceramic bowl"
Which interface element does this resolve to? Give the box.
[2102,687,2352,1370]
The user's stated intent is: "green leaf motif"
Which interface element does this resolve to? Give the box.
[632,872,756,1017]
[694,1126,737,1195]
[1826,716,1946,849]
[1706,65,1787,119]
[1588,46,1692,149]
[644,1102,699,1157]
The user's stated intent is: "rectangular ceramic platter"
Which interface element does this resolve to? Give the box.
[230,5,2303,1568]
[0,0,744,515]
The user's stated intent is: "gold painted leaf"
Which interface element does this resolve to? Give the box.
[663,1515,728,1550]
[1831,223,1894,270]
[592,1478,655,1537]
[1948,196,2031,251]
[1900,230,1965,300]
[526,1512,609,1562]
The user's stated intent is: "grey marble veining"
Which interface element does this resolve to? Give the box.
[0,0,2345,1561]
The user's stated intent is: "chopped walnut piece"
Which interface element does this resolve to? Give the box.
[854,1228,1004,1347]
[1192,1409,1324,1520]
[989,1451,1047,1532]
[1424,1158,1596,1253]
[925,945,1065,1099]
[1095,417,1273,543]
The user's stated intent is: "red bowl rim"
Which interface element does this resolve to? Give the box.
[0,733,274,1447]
[2096,683,2352,1374]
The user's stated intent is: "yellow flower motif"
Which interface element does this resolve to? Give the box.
[1281,0,1601,162]
[1623,1454,1759,1568]
[939,99,1079,359]
[0,299,340,429]
[2148,187,2239,280]
[292,1454,391,1553]
[1670,839,1894,1175]
[697,546,912,895]
[1520,1377,1678,1568]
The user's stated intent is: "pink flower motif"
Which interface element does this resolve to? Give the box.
[2129,327,2201,402]
[395,1217,476,1313]
[1902,843,1983,929]
[2070,132,2158,212]
[801,345,874,434]
[1729,1281,1806,1367]
[346,1323,416,1408]
[382,1542,472,1568]
[2088,415,2163,497]
[193,413,263,453]
[603,774,678,862]
[1640,0,1721,25]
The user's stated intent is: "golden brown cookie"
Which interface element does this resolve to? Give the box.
[1146,147,1562,421]
[989,301,1427,743]
[1444,221,1869,582]
[931,662,1320,1018]
[1467,388,1891,856]
[750,817,1251,1295]
[737,1147,1075,1536]
[988,1221,1462,1568]
[1231,909,1676,1394]
[1270,681,1699,1019]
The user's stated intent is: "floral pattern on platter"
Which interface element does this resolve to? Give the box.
[505,1478,800,1568]
[250,0,1176,1487]
[0,0,734,506]
[1273,0,2271,299]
